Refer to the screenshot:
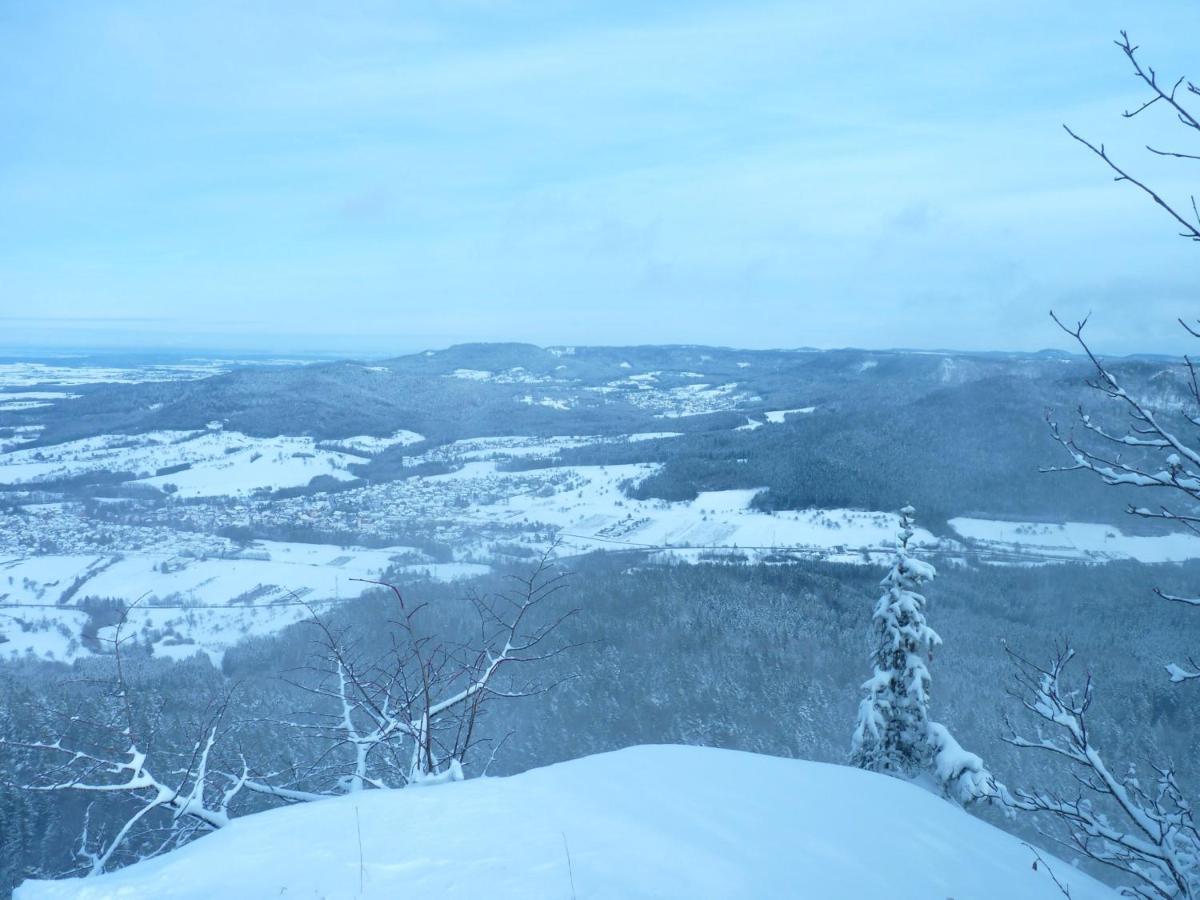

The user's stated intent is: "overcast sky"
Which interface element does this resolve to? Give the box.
[2,1,1199,355]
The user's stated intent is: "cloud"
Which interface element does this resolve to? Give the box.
[2,0,1199,353]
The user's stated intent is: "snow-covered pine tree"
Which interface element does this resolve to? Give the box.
[850,506,994,804]
[850,505,940,777]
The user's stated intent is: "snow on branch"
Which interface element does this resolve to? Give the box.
[850,507,997,805]
[251,548,582,797]
[1003,644,1199,899]
[1047,313,1200,685]
[0,605,246,876]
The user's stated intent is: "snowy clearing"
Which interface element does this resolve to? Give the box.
[14,745,1115,900]
[326,430,425,455]
[764,407,816,423]
[950,517,1200,564]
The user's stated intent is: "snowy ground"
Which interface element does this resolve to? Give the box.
[14,745,1116,900]
[0,542,488,664]
[7,418,1200,665]
[0,359,307,389]
[593,377,764,418]
[324,430,425,456]
[7,349,1200,667]
[0,429,363,497]
[0,425,44,452]
[950,517,1200,564]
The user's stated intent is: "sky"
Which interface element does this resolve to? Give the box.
[2,1,1199,356]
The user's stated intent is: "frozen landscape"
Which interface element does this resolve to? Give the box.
[6,1,1200,894]
[3,349,1196,666]
[12,746,1116,900]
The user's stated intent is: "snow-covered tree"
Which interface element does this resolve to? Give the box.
[1004,644,1198,899]
[0,605,247,876]
[850,506,939,776]
[0,553,579,876]
[242,549,580,801]
[1002,33,1200,897]
[851,506,994,804]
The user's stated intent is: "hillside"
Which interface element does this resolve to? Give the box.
[15,745,1115,900]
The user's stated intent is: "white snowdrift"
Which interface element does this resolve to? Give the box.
[16,745,1115,900]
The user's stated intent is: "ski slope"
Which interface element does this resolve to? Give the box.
[15,745,1116,900]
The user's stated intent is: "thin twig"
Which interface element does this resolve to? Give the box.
[562,831,577,900]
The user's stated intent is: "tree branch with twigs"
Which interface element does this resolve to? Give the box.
[241,548,583,799]
[1002,644,1198,899]
[1004,30,1200,898]
[1064,31,1200,242]
[0,602,248,876]
[1045,311,1200,686]
[0,550,582,876]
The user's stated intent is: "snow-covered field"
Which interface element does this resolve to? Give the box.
[14,745,1115,900]
[0,429,363,497]
[0,359,307,388]
[7,348,1200,668]
[0,542,488,663]
[325,430,425,455]
[463,466,932,561]
[0,424,44,452]
[7,412,1200,666]
[950,517,1200,563]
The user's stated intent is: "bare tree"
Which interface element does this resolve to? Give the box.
[1049,28,1200,686]
[1064,31,1200,243]
[0,552,581,876]
[241,550,581,801]
[1004,645,1197,899]
[1046,312,1200,686]
[0,604,247,876]
[1000,31,1200,899]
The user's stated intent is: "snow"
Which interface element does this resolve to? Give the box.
[447,368,553,384]
[0,391,80,411]
[625,431,683,442]
[0,431,362,498]
[317,442,938,564]
[590,379,758,418]
[0,392,79,401]
[764,407,816,423]
[0,424,43,452]
[15,745,1116,900]
[0,543,489,663]
[950,517,1200,563]
[448,368,492,380]
[0,400,53,411]
[0,359,302,388]
[330,431,425,455]
[517,394,572,410]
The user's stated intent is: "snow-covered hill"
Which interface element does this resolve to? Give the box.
[15,745,1115,899]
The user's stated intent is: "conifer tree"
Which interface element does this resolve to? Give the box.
[850,506,940,776]
[851,506,994,803]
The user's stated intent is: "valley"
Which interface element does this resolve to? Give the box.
[1,344,1195,665]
